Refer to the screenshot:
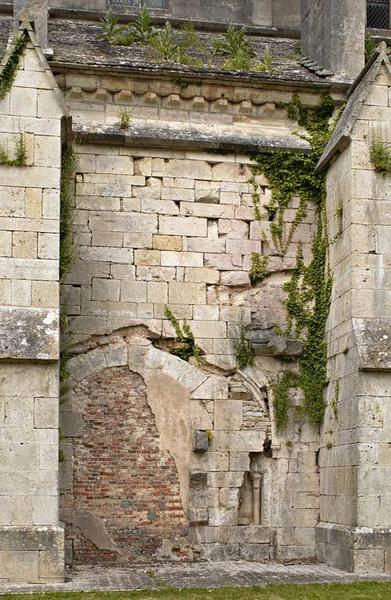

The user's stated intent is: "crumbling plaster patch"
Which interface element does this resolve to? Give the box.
[147,372,191,514]
[73,510,117,552]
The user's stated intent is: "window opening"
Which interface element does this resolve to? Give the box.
[367,0,390,29]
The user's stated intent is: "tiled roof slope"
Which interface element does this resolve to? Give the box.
[0,14,333,85]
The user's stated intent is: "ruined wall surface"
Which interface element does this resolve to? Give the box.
[57,66,325,563]
[318,63,391,574]
[64,365,187,563]
[0,33,64,582]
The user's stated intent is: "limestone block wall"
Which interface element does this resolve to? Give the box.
[318,63,391,573]
[60,139,320,563]
[0,31,65,582]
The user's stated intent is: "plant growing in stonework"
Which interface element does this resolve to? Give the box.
[150,22,180,61]
[249,253,270,286]
[130,6,156,45]
[254,46,275,73]
[365,34,377,61]
[212,24,255,71]
[0,31,28,101]
[252,93,335,428]
[118,109,132,130]
[0,134,27,167]
[370,138,391,173]
[235,327,255,369]
[164,306,202,362]
[98,9,124,43]
[59,147,76,402]
[60,147,76,280]
[180,22,205,52]
[148,21,201,66]
[272,371,300,430]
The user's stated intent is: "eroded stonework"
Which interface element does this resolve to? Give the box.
[1,0,391,583]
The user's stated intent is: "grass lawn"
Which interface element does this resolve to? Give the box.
[3,583,391,600]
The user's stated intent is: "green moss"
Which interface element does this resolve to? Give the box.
[250,253,270,286]
[59,148,76,403]
[60,148,76,281]
[0,134,27,167]
[370,138,391,173]
[254,94,334,429]
[235,327,255,369]
[0,32,28,101]
[164,306,201,363]
[365,34,377,61]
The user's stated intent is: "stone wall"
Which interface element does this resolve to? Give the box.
[58,133,321,563]
[0,28,65,582]
[47,0,301,28]
[301,0,366,81]
[317,62,391,574]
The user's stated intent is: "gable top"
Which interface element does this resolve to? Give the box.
[317,43,391,172]
[0,20,67,117]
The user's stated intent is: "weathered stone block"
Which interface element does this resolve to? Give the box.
[239,543,270,561]
[159,216,207,237]
[0,307,58,360]
[34,397,58,429]
[193,430,209,453]
[0,550,38,581]
[215,400,243,431]
[12,231,37,259]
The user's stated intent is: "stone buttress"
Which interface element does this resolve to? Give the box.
[317,43,391,574]
[0,14,66,583]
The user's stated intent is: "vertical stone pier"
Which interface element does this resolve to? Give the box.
[0,15,66,582]
[317,46,391,574]
[301,0,366,80]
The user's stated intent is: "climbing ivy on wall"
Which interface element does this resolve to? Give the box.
[252,94,334,429]
[0,32,29,167]
[60,148,76,281]
[0,32,28,100]
[60,147,76,401]
[0,134,27,167]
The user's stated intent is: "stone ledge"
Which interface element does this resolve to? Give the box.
[0,307,59,361]
[74,123,311,155]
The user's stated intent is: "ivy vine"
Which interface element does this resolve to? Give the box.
[60,148,76,281]
[235,326,255,369]
[60,147,76,402]
[0,32,28,101]
[0,134,27,167]
[252,94,335,428]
